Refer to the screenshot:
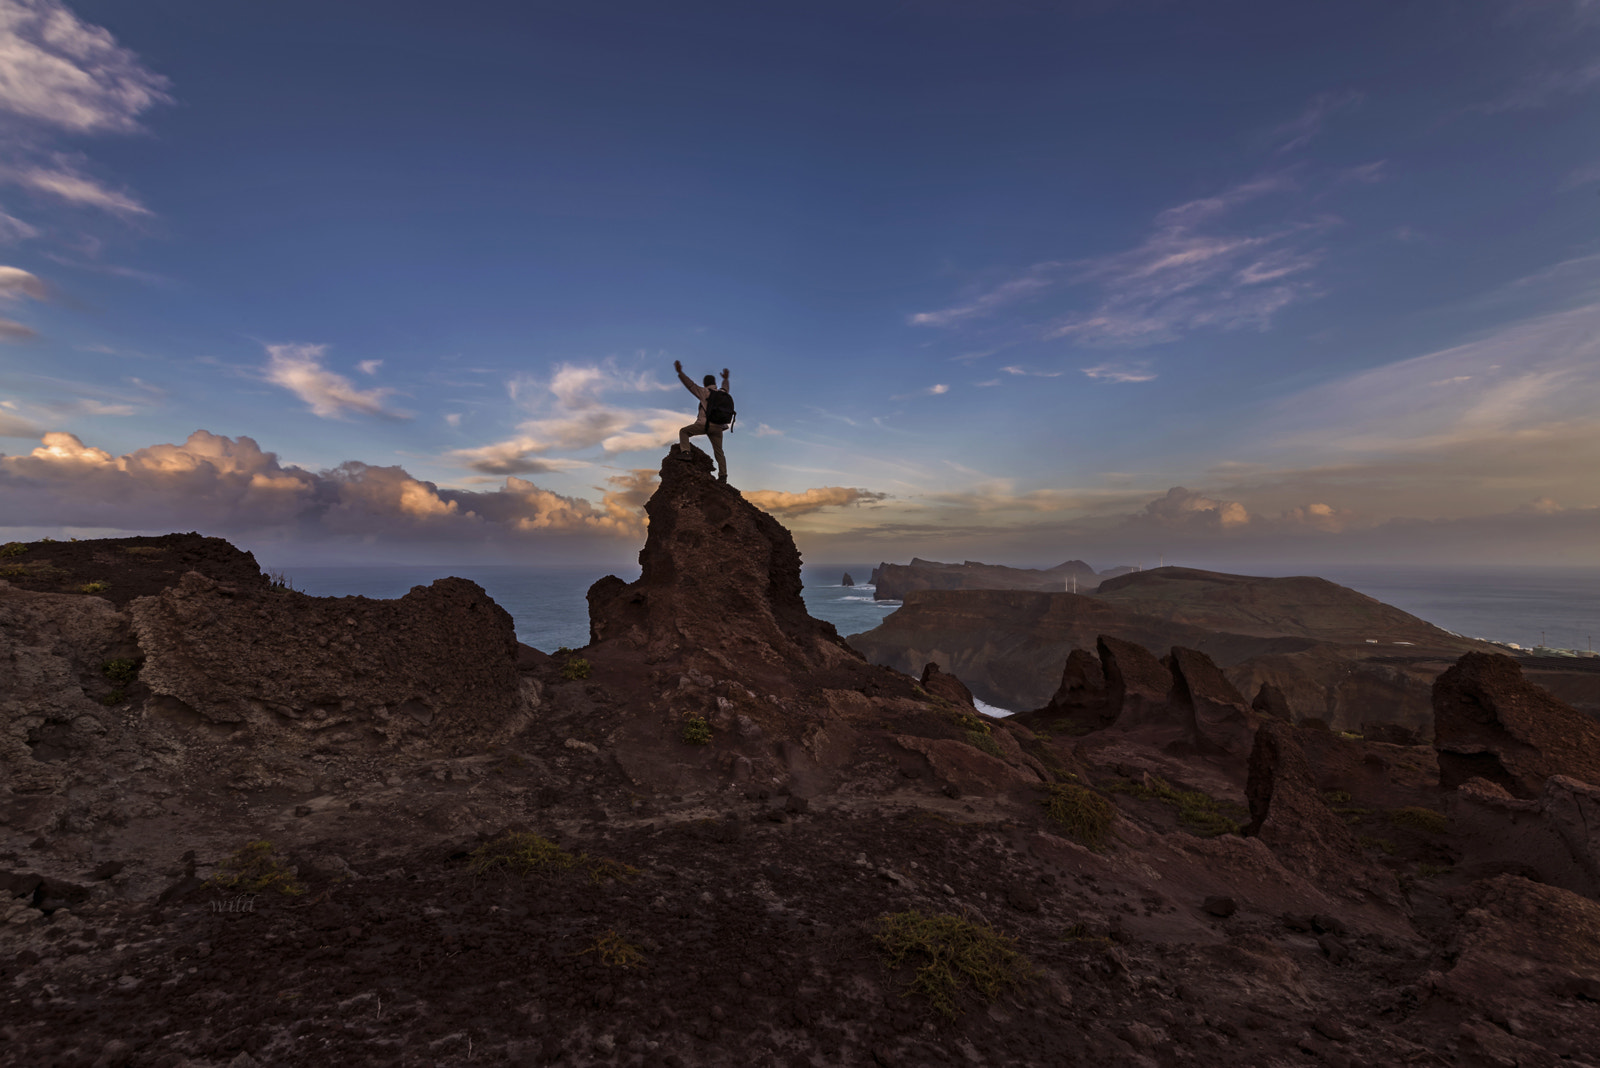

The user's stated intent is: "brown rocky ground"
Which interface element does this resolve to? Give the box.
[4,450,1600,1067]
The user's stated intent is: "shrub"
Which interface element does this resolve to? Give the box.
[1321,789,1353,804]
[964,730,1004,758]
[78,581,110,594]
[1390,806,1448,835]
[122,546,165,556]
[579,929,645,969]
[103,658,140,686]
[681,715,712,745]
[1041,783,1115,850]
[467,832,638,884]
[874,910,1035,1018]
[1359,834,1398,856]
[560,657,592,681]
[0,542,26,557]
[265,570,297,592]
[205,840,306,896]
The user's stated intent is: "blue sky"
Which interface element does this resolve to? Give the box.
[2,0,1598,568]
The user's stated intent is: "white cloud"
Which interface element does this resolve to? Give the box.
[0,316,34,340]
[0,208,37,242]
[1081,361,1156,383]
[356,359,383,375]
[907,263,1058,328]
[10,161,149,215]
[263,342,411,420]
[444,412,462,427]
[0,406,43,436]
[1481,58,1600,113]
[0,0,171,134]
[0,263,46,300]
[1001,365,1063,378]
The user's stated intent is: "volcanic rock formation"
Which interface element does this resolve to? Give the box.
[1433,651,1600,797]
[868,556,1101,601]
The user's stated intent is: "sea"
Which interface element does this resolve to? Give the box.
[275,561,1600,715]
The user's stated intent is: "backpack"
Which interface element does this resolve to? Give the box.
[706,388,736,428]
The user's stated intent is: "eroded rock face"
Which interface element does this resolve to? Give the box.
[130,572,527,746]
[1252,681,1292,721]
[1433,652,1600,798]
[1098,635,1171,727]
[1245,721,1405,910]
[1166,646,1256,756]
[586,447,859,675]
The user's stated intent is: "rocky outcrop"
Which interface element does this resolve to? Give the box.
[1433,651,1600,797]
[1099,635,1172,727]
[130,572,528,746]
[1252,680,1292,721]
[0,532,267,607]
[1166,646,1256,756]
[869,557,1101,601]
[841,572,854,587]
[587,446,861,679]
[1245,721,1405,910]
[918,662,976,708]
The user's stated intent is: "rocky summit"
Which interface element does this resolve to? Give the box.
[3,448,1600,1066]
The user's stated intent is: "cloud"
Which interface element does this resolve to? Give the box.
[263,342,411,420]
[1480,58,1600,113]
[1132,486,1252,530]
[1081,361,1156,383]
[1561,160,1600,189]
[451,359,690,472]
[0,263,46,300]
[356,359,383,375]
[0,0,171,134]
[907,263,1059,328]
[0,406,44,436]
[1271,90,1363,153]
[0,428,653,544]
[0,208,37,242]
[1001,366,1064,378]
[741,486,889,516]
[891,383,951,399]
[9,161,150,215]
[0,316,34,340]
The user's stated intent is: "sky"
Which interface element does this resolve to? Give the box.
[1,0,1598,570]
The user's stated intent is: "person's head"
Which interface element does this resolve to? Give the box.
[703,374,716,387]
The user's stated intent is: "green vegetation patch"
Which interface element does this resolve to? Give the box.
[1104,776,1244,838]
[1389,806,1448,835]
[205,840,306,897]
[681,715,712,745]
[964,730,1004,758]
[560,656,592,681]
[578,929,645,969]
[102,658,140,686]
[467,831,638,885]
[0,542,26,557]
[78,580,110,594]
[1359,834,1398,856]
[121,546,165,556]
[1321,789,1353,804]
[875,910,1035,1019]
[1041,782,1116,850]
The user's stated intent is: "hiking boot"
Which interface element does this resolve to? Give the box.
[674,449,695,462]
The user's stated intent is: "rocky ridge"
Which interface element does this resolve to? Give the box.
[2,446,1600,1066]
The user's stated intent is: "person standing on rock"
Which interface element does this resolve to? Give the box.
[673,359,734,483]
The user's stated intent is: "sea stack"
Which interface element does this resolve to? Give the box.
[842,572,855,587]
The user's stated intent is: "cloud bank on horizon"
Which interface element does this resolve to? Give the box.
[2,0,1598,567]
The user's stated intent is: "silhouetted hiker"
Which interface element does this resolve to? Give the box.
[674,359,734,483]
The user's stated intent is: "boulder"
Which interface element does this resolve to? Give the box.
[1361,722,1421,747]
[918,662,976,708]
[1544,775,1600,891]
[841,573,855,587]
[1244,721,1405,910]
[1433,652,1600,798]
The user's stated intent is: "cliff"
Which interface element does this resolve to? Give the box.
[869,556,1101,601]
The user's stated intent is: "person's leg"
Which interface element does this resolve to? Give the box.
[709,429,727,481]
[678,421,705,454]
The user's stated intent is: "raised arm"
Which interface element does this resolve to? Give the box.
[720,367,730,390]
[673,359,697,395]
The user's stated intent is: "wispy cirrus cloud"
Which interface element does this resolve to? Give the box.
[263,342,411,420]
[741,486,889,516]
[1479,58,1600,113]
[0,263,47,300]
[1270,90,1363,153]
[6,159,150,215]
[907,263,1058,328]
[1081,361,1156,383]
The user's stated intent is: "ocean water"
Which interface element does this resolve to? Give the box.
[276,562,1600,666]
